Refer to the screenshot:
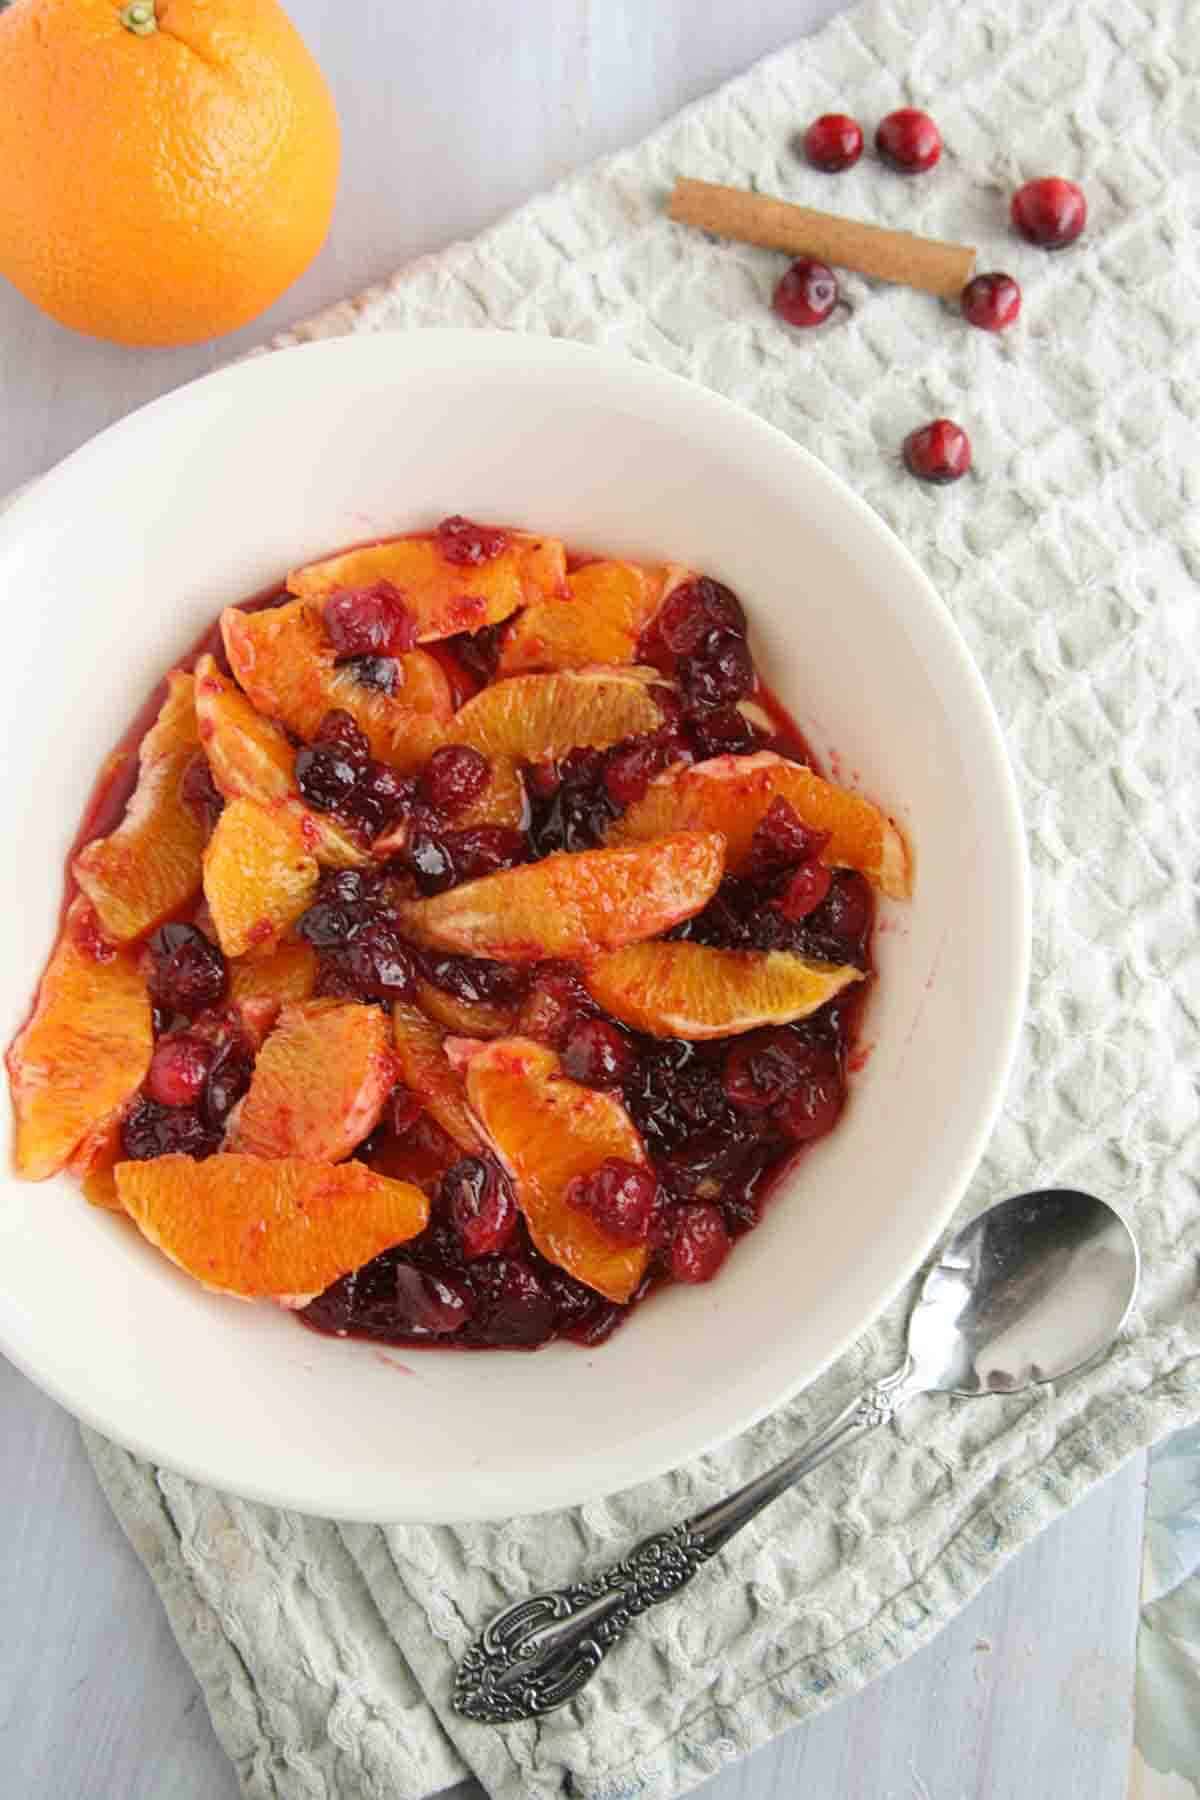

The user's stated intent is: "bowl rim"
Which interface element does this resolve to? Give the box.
[0,330,1030,1519]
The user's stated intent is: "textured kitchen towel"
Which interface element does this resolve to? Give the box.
[81,0,1200,1795]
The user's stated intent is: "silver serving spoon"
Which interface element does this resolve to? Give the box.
[453,1188,1138,1724]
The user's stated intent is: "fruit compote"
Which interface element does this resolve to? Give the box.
[7,523,909,1349]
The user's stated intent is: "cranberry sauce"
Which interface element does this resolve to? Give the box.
[63,535,873,1354]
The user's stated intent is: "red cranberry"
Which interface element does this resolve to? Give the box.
[407,824,526,894]
[688,705,757,760]
[296,745,361,812]
[776,860,833,920]
[298,897,360,948]
[180,753,224,833]
[343,655,399,695]
[447,619,507,685]
[875,108,942,174]
[345,762,415,837]
[518,964,594,1047]
[960,272,1021,332]
[390,1264,476,1335]
[341,918,416,1001]
[655,578,747,658]
[773,1048,844,1143]
[472,1255,557,1347]
[121,1096,220,1161]
[315,709,371,762]
[148,924,227,1019]
[747,797,829,875]
[670,1202,731,1283]
[802,113,864,172]
[441,1156,518,1260]
[324,581,416,657]
[561,1018,636,1088]
[565,1159,659,1246]
[422,745,490,814]
[903,418,971,485]
[772,258,839,329]
[435,515,508,566]
[809,868,873,956]
[1011,178,1086,249]
[145,1033,214,1108]
[679,631,755,711]
[423,953,526,1008]
[201,1034,255,1130]
[722,1029,821,1113]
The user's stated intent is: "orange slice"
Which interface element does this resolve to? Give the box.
[392,1001,481,1150]
[231,1000,394,1162]
[221,599,451,769]
[288,527,567,641]
[584,942,862,1039]
[227,941,318,1028]
[73,672,205,942]
[71,1113,126,1211]
[203,800,319,959]
[460,1037,649,1303]
[454,667,667,764]
[610,751,910,898]
[115,1154,428,1300]
[7,899,153,1179]
[415,977,519,1040]
[194,656,368,869]
[395,831,724,962]
[497,560,676,675]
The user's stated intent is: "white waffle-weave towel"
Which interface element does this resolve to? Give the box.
[84,0,1200,1794]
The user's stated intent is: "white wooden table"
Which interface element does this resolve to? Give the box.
[0,4,1147,1796]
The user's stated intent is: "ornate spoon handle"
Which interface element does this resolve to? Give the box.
[453,1358,921,1723]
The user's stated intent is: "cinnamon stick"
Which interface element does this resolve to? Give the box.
[669,177,975,299]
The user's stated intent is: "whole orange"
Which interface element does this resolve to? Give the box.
[0,0,340,346]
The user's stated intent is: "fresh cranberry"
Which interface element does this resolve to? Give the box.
[654,578,747,658]
[517,964,594,1047]
[903,418,971,485]
[391,1264,476,1334]
[145,1033,214,1108]
[314,710,371,762]
[802,113,864,172]
[722,1028,824,1113]
[772,258,839,329]
[324,581,416,657]
[148,924,227,1019]
[471,1255,557,1347]
[121,1096,220,1161]
[961,272,1021,332]
[341,918,416,1001]
[688,705,757,759]
[1011,178,1086,249]
[422,745,490,814]
[344,762,415,837]
[423,953,526,1008]
[875,108,942,174]
[526,759,614,857]
[746,797,830,875]
[202,1035,255,1130]
[659,1124,767,1197]
[808,868,873,959]
[561,1018,636,1088]
[565,1159,659,1246]
[542,1264,614,1338]
[772,1046,844,1142]
[342,655,399,695]
[435,515,509,566]
[670,1203,731,1283]
[679,631,755,711]
[298,897,360,948]
[626,1040,733,1155]
[447,620,507,685]
[179,753,224,833]
[603,738,672,810]
[775,859,833,919]
[150,1003,171,1038]
[441,1156,518,1260]
[407,824,526,894]
[295,745,361,812]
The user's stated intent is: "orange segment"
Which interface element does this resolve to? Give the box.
[497,561,674,675]
[415,977,519,1040]
[584,942,862,1039]
[395,831,725,962]
[228,941,319,1028]
[392,1001,481,1150]
[454,668,667,763]
[461,1038,649,1303]
[288,528,568,642]
[7,899,153,1179]
[73,672,205,942]
[115,1154,429,1300]
[610,751,911,899]
[203,800,319,959]
[194,656,368,869]
[221,599,450,769]
[231,1000,394,1162]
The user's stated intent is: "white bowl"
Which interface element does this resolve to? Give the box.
[0,331,1028,1522]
